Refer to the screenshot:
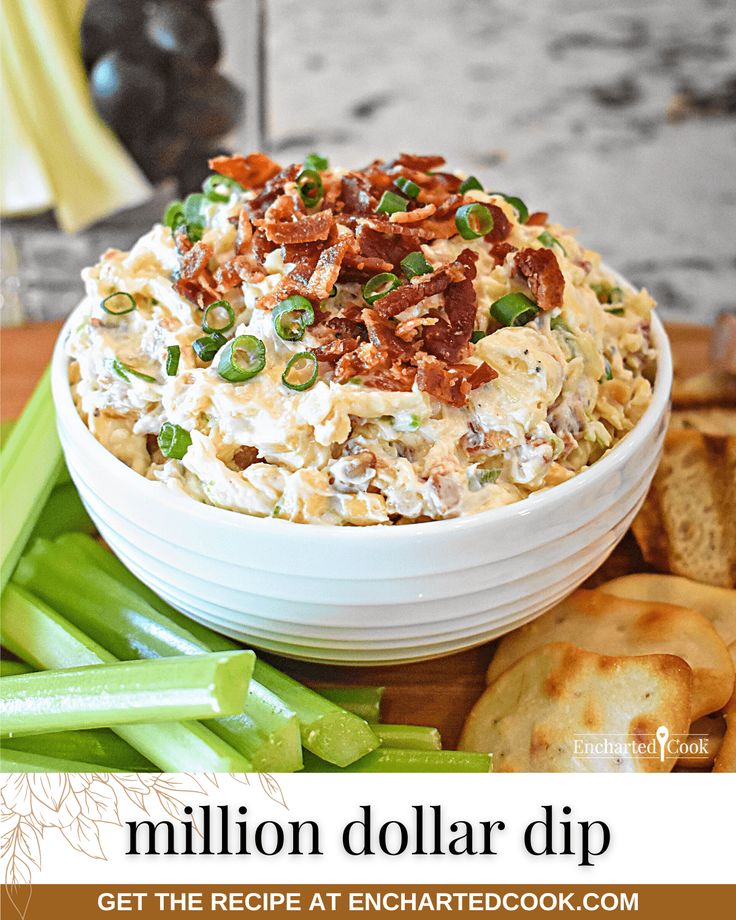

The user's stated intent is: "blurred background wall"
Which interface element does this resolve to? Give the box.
[3,0,735,325]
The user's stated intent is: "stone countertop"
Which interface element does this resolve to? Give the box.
[3,0,734,325]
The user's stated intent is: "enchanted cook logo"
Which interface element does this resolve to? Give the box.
[573,724,709,764]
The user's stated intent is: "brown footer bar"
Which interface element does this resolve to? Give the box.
[2,885,734,920]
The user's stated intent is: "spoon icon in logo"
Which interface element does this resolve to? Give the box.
[656,725,669,763]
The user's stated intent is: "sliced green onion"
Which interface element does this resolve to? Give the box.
[304,152,328,172]
[537,230,567,255]
[217,335,266,383]
[165,344,180,376]
[163,200,185,230]
[591,282,624,305]
[470,330,487,344]
[202,299,235,334]
[111,359,156,384]
[400,251,433,279]
[329,286,338,298]
[362,272,401,304]
[272,295,315,341]
[606,307,625,316]
[282,352,318,392]
[459,175,484,194]
[490,292,540,326]
[183,192,207,241]
[101,291,136,315]
[296,168,323,208]
[479,468,501,485]
[394,176,420,199]
[202,174,242,203]
[604,359,614,380]
[193,331,227,363]
[455,202,493,239]
[157,422,192,460]
[550,315,571,332]
[493,193,529,224]
[376,190,408,215]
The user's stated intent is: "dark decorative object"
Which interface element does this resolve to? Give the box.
[81,0,243,193]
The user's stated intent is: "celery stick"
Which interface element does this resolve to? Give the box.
[375,725,442,751]
[0,660,33,677]
[3,729,155,771]
[31,483,95,540]
[0,419,16,449]
[47,534,377,765]
[19,538,302,771]
[302,749,492,773]
[1,650,255,737]
[0,369,63,591]
[319,687,384,723]
[30,536,381,767]
[1,586,252,772]
[1,749,120,773]
[253,660,379,767]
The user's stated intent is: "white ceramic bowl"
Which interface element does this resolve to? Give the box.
[52,303,672,665]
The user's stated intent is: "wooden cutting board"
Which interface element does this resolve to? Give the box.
[0,321,711,747]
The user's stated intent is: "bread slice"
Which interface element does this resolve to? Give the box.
[672,369,736,406]
[632,430,736,588]
[670,407,736,436]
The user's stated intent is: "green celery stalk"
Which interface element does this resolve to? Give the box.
[0,368,62,591]
[25,536,379,767]
[19,537,302,771]
[0,419,16,449]
[2,729,155,771]
[302,749,492,773]
[1,585,252,772]
[31,482,95,540]
[0,660,33,677]
[319,686,384,723]
[252,660,379,767]
[1,749,121,773]
[1,650,255,737]
[375,724,442,751]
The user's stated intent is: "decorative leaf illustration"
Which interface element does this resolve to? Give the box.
[258,773,287,809]
[154,774,206,796]
[15,821,41,871]
[5,880,32,920]
[84,781,120,826]
[5,850,31,885]
[0,776,31,817]
[32,774,68,811]
[60,815,105,860]
[229,772,250,786]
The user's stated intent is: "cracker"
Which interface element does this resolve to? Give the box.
[670,407,736,437]
[676,712,725,770]
[461,642,692,772]
[713,642,736,774]
[672,369,736,406]
[600,574,736,647]
[486,588,734,720]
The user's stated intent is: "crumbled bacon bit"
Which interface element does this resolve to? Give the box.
[362,309,413,358]
[307,232,355,300]
[371,255,470,319]
[312,338,361,363]
[394,315,439,342]
[146,433,165,464]
[233,446,259,470]
[483,205,512,244]
[389,203,437,224]
[488,241,517,264]
[394,153,446,172]
[514,247,565,311]
[179,241,213,280]
[526,211,549,226]
[423,250,478,363]
[209,152,281,189]
[333,342,390,383]
[415,355,472,408]
[259,209,334,245]
[234,209,253,255]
